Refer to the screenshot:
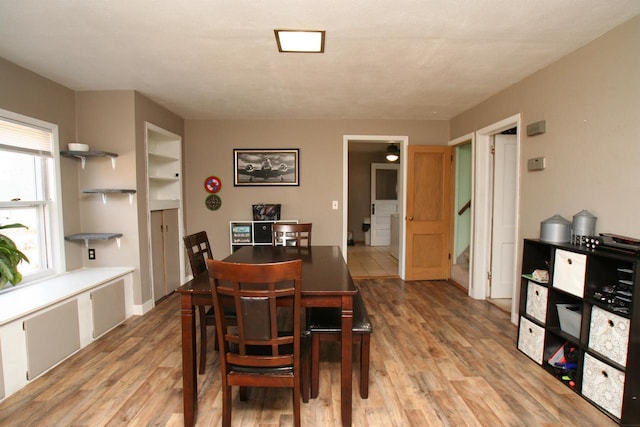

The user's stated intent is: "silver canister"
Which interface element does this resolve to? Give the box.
[540,214,571,243]
[572,209,597,245]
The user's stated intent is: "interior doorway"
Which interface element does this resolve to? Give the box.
[343,135,408,279]
[450,139,473,290]
[469,114,521,324]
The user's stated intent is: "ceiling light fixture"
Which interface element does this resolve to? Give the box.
[274,29,325,53]
[385,143,399,162]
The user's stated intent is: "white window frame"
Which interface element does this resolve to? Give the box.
[0,108,65,288]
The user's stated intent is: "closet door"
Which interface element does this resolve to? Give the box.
[163,209,180,293]
[151,210,166,301]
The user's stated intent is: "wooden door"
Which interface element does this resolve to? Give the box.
[370,163,399,246]
[150,210,165,301]
[163,209,181,293]
[490,134,517,298]
[405,145,453,280]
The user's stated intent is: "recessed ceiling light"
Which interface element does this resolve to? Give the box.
[274,29,325,53]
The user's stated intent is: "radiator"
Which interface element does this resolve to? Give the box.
[24,300,80,380]
[91,279,125,338]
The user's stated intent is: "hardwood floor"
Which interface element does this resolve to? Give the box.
[0,278,616,426]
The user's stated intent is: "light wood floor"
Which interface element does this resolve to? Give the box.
[347,244,398,278]
[0,278,616,426]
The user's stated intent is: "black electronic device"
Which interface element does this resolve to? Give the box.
[593,233,640,256]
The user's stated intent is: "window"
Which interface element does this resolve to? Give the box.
[0,109,63,286]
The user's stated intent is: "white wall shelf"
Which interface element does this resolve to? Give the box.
[82,188,136,204]
[60,150,118,169]
[65,232,123,248]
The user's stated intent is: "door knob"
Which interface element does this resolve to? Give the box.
[408,216,413,221]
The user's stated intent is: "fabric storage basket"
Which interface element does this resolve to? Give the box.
[556,304,581,338]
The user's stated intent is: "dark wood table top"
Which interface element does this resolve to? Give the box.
[177,245,357,297]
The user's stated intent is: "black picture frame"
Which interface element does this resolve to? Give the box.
[233,148,300,186]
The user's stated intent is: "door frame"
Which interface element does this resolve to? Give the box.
[342,135,409,279]
[469,114,521,324]
[448,132,475,290]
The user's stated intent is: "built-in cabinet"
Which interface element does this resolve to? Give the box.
[151,209,180,301]
[146,122,183,302]
[518,239,640,425]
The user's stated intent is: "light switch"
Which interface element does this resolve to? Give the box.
[332,200,338,210]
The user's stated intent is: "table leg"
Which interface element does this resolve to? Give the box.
[341,295,354,427]
[181,295,197,427]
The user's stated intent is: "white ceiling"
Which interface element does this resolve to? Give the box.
[1,1,639,121]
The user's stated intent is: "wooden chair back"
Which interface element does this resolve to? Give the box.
[272,223,312,247]
[207,259,303,370]
[183,231,212,276]
[207,258,307,426]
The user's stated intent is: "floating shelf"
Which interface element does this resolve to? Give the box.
[65,232,123,247]
[60,150,119,169]
[82,188,136,204]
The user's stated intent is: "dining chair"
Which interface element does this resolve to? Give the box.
[307,292,372,399]
[272,223,312,247]
[207,258,310,427]
[183,231,237,374]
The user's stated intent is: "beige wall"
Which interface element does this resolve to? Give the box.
[72,91,184,306]
[0,58,83,270]
[185,119,448,260]
[451,16,640,246]
[75,91,142,300]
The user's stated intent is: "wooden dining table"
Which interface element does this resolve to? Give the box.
[176,245,358,427]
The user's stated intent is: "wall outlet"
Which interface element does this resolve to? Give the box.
[332,200,339,210]
[88,248,95,260]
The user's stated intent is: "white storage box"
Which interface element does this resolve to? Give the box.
[557,304,581,338]
[553,249,586,298]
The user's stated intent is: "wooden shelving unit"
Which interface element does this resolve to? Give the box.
[518,239,640,425]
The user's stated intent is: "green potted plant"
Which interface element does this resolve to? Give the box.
[0,223,30,288]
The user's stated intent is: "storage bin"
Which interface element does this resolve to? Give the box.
[518,316,545,365]
[553,249,586,297]
[557,304,581,338]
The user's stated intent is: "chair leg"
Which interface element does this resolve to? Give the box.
[310,333,321,399]
[293,383,301,427]
[222,385,232,427]
[198,305,207,375]
[301,349,310,403]
[239,386,248,401]
[360,334,371,399]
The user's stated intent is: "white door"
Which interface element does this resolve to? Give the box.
[370,163,399,246]
[490,134,518,298]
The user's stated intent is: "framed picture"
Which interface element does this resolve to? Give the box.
[233,148,299,186]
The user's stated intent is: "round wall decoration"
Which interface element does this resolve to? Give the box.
[205,194,222,211]
[204,175,222,193]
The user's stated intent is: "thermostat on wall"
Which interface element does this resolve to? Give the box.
[528,157,546,171]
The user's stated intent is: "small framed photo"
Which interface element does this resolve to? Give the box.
[233,149,299,186]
